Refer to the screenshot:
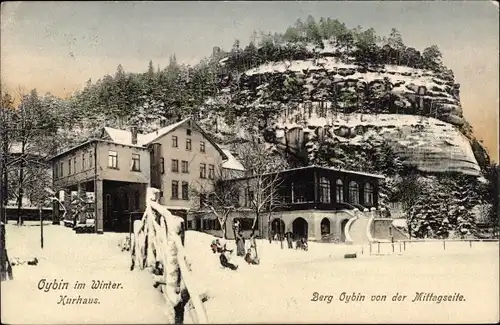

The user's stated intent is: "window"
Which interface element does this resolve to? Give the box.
[172,136,178,148]
[292,182,308,203]
[108,150,118,168]
[187,129,192,136]
[231,188,240,207]
[73,157,77,173]
[68,159,72,175]
[336,179,344,202]
[171,159,179,173]
[364,183,374,206]
[171,181,179,199]
[82,153,86,170]
[199,163,206,178]
[59,162,64,177]
[182,160,189,173]
[200,141,206,153]
[182,182,189,200]
[89,151,93,168]
[132,153,140,171]
[208,164,214,179]
[160,158,165,174]
[247,190,254,207]
[54,164,59,179]
[186,139,192,150]
[349,181,360,205]
[199,194,207,207]
[319,177,331,203]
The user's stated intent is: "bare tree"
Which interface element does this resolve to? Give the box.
[190,167,242,239]
[235,139,289,245]
[7,88,59,225]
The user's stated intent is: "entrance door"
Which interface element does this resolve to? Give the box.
[103,194,112,231]
[292,217,308,239]
[340,219,349,242]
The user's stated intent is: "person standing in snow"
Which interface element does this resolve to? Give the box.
[234,221,246,256]
[285,231,294,249]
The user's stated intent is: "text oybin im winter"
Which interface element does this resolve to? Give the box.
[38,278,124,292]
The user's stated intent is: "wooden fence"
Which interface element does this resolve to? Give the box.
[130,188,208,324]
[367,238,499,255]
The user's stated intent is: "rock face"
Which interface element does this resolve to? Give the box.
[273,111,481,176]
[206,41,485,176]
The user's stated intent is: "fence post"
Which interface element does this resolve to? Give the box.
[377,242,380,254]
[369,242,372,254]
[469,240,472,248]
[443,240,446,251]
[403,241,406,251]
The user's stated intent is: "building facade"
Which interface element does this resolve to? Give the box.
[188,166,385,242]
[49,118,245,233]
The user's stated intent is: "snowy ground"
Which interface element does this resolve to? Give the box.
[2,223,499,324]
[1,222,168,324]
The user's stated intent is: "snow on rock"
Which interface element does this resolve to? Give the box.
[274,111,481,176]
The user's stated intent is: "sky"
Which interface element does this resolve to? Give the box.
[1,1,498,161]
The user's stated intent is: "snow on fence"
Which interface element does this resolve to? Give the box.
[131,188,208,324]
[368,238,499,256]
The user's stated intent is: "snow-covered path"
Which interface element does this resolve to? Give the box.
[1,223,168,324]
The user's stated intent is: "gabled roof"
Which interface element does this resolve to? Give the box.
[103,118,191,147]
[102,118,246,172]
[139,118,191,145]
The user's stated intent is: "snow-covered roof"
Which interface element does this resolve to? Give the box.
[103,118,191,146]
[103,127,137,146]
[138,118,190,145]
[221,149,245,171]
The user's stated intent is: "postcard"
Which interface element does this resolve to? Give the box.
[1,1,498,324]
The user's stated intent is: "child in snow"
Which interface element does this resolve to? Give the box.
[211,239,224,253]
[296,238,308,251]
[219,249,238,270]
[244,248,260,265]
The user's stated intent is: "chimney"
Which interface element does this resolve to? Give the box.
[131,126,138,145]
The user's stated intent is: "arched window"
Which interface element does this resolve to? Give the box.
[364,183,374,206]
[349,181,360,204]
[336,179,344,202]
[319,177,331,203]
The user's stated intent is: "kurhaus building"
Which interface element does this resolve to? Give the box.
[188,165,385,242]
[49,118,245,233]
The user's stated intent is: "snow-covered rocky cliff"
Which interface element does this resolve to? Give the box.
[205,40,487,176]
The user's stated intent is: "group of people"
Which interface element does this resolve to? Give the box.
[275,231,308,251]
[209,220,260,271]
